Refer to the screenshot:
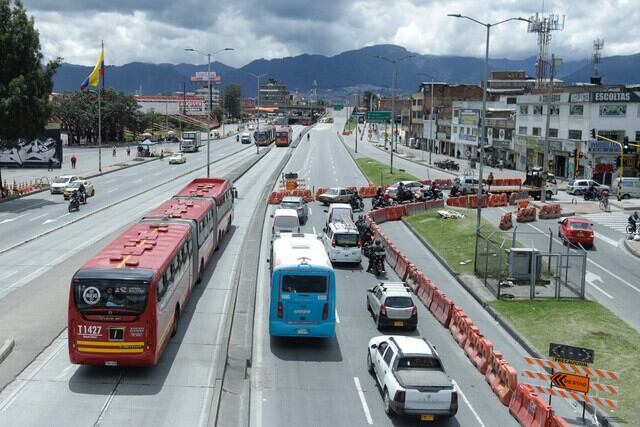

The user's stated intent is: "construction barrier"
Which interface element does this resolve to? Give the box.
[369,208,387,225]
[429,288,453,328]
[509,384,554,427]
[404,202,426,216]
[314,187,329,201]
[539,203,561,219]
[384,205,405,222]
[447,196,467,207]
[434,179,453,189]
[359,185,377,198]
[495,362,518,406]
[467,194,488,208]
[394,254,411,281]
[499,212,513,230]
[268,191,284,205]
[485,352,503,387]
[449,307,471,348]
[415,274,436,308]
[516,206,537,223]
[385,243,399,270]
[488,193,509,207]
[405,265,421,292]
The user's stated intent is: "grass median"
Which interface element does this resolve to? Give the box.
[355,157,418,186]
[405,208,639,424]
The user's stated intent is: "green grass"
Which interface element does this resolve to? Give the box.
[344,119,356,132]
[491,300,639,425]
[355,157,418,186]
[405,208,497,274]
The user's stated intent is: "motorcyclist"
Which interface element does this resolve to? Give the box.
[429,182,440,199]
[375,186,384,199]
[366,240,385,273]
[450,183,461,197]
[351,189,363,209]
[629,211,640,232]
[586,182,598,200]
[78,182,86,203]
[397,182,407,201]
[307,133,310,141]
[236,134,239,142]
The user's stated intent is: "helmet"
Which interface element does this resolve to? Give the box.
[377,186,382,192]
[375,239,381,245]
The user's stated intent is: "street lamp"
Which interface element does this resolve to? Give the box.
[417,73,438,165]
[247,72,269,155]
[345,78,361,153]
[185,47,234,177]
[374,54,415,174]
[448,13,529,231]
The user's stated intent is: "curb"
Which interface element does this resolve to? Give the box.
[400,216,617,427]
[0,339,15,364]
[367,139,459,177]
[623,238,640,258]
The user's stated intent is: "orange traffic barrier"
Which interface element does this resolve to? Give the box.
[449,307,471,348]
[385,243,399,270]
[267,191,284,205]
[509,384,554,427]
[539,203,562,219]
[369,208,387,224]
[405,265,421,292]
[485,351,503,386]
[474,337,494,374]
[415,274,435,308]
[499,212,513,230]
[384,205,405,221]
[495,361,518,406]
[404,202,426,216]
[394,254,411,281]
[429,288,453,328]
[516,206,536,223]
[315,187,328,201]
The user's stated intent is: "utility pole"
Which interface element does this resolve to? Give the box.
[542,54,560,202]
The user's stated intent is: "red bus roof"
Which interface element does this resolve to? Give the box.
[174,178,232,204]
[276,125,291,131]
[145,198,212,222]
[80,222,191,272]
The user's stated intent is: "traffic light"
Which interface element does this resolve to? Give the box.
[624,136,629,150]
[591,128,597,139]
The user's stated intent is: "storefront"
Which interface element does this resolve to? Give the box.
[588,140,619,184]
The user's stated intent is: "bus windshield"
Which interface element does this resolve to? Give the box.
[254,131,268,140]
[74,279,149,314]
[276,132,288,138]
[282,274,327,293]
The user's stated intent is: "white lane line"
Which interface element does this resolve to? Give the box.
[452,379,486,427]
[312,226,317,235]
[29,213,48,222]
[107,187,119,194]
[0,213,30,225]
[588,258,640,294]
[597,234,619,247]
[0,270,17,280]
[42,213,70,225]
[353,377,373,425]
[335,310,340,323]
[589,282,614,299]
[308,209,312,217]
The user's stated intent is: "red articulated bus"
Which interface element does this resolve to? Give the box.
[68,178,235,367]
[275,125,293,147]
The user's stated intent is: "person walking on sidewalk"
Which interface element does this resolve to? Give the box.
[47,158,53,171]
[127,146,131,156]
[487,172,494,193]
[70,154,77,169]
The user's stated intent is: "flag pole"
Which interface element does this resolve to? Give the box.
[98,40,103,174]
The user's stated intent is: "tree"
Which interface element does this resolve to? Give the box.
[223,84,241,120]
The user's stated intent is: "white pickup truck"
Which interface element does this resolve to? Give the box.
[367,335,458,421]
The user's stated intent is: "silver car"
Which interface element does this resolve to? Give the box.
[280,196,309,224]
[385,181,422,199]
[366,282,417,330]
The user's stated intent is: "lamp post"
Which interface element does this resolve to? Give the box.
[417,73,437,165]
[185,47,234,177]
[345,78,360,153]
[448,13,529,231]
[374,54,415,174]
[247,72,269,154]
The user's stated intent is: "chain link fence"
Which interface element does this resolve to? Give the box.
[475,225,587,300]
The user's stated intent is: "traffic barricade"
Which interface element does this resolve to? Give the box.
[429,289,453,328]
[405,265,421,292]
[370,208,387,224]
[495,361,518,406]
[449,307,470,348]
[404,202,426,216]
[485,351,503,387]
[415,274,435,308]
[384,205,405,221]
[385,243,399,270]
[474,337,494,374]
[315,187,328,201]
[268,191,284,205]
[499,212,513,230]
[508,384,535,425]
[394,254,411,281]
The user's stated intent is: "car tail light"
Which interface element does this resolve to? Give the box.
[277,302,283,319]
[331,237,336,247]
[411,305,417,316]
[394,390,405,403]
[380,304,387,316]
[322,303,329,320]
[357,239,361,248]
[450,391,459,414]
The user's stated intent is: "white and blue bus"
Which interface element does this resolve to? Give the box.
[269,233,336,338]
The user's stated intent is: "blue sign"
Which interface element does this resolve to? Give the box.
[588,141,619,153]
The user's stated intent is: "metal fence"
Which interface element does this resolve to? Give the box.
[475,226,587,300]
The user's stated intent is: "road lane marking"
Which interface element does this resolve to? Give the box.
[312,226,317,235]
[452,379,486,427]
[107,187,119,193]
[335,310,340,323]
[43,213,70,225]
[597,234,619,247]
[29,214,47,222]
[353,377,373,425]
[0,270,17,280]
[0,213,30,224]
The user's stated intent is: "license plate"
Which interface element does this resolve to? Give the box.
[576,232,584,237]
[393,321,404,327]
[297,328,309,335]
[420,414,434,421]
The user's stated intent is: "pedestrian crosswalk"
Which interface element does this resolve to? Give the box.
[583,211,629,234]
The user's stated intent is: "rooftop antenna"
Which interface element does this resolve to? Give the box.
[591,38,604,85]
[528,5,565,88]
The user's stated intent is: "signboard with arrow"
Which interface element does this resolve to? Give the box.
[551,372,590,394]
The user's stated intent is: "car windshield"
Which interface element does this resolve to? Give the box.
[325,189,339,195]
[332,208,352,222]
[282,275,327,293]
[385,296,413,308]
[570,222,591,230]
[54,177,70,184]
[396,356,442,370]
[274,216,298,229]
[334,233,358,247]
[74,279,148,314]
[68,182,83,189]
[281,201,301,209]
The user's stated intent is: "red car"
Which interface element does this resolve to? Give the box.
[558,217,594,247]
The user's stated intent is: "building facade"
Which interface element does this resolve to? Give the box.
[259,80,290,108]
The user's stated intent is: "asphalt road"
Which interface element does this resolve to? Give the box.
[0,127,302,425]
[250,115,520,426]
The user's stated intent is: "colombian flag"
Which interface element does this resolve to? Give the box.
[80,47,104,90]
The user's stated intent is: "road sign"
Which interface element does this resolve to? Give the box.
[551,372,590,393]
[366,111,391,123]
[334,104,344,110]
[549,343,594,366]
[524,384,617,409]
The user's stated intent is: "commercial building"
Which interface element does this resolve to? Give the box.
[135,95,207,115]
[258,79,290,108]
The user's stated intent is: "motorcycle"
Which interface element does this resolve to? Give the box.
[583,190,598,201]
[395,188,414,204]
[350,196,364,212]
[627,221,638,235]
[369,251,386,276]
[68,194,80,212]
[372,195,395,210]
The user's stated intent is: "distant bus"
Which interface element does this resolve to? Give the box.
[275,126,293,147]
[68,178,235,367]
[269,233,336,338]
[254,126,275,146]
[181,131,201,152]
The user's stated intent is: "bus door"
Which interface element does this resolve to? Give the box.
[278,270,332,324]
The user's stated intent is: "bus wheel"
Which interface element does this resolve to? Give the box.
[196,259,204,284]
[215,232,221,251]
[171,306,179,337]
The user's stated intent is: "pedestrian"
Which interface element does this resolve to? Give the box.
[126,146,131,156]
[457,150,461,159]
[70,154,77,169]
[112,146,116,157]
[487,171,494,193]
[47,158,53,171]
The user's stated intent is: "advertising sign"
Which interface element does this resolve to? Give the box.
[459,110,479,126]
[0,129,62,169]
[599,104,627,117]
[190,71,221,83]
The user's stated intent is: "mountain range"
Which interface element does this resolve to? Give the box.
[52,44,640,98]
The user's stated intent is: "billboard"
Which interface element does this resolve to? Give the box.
[459,110,479,126]
[0,129,62,169]
[190,71,221,83]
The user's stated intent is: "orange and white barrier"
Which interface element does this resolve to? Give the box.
[539,203,562,219]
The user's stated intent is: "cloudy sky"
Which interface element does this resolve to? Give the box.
[22,0,640,67]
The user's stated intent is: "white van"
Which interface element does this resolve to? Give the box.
[271,208,300,236]
[326,203,353,226]
[322,220,361,264]
[614,177,640,199]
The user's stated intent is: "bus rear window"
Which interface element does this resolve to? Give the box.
[74,280,149,314]
[282,275,327,293]
[334,233,359,247]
